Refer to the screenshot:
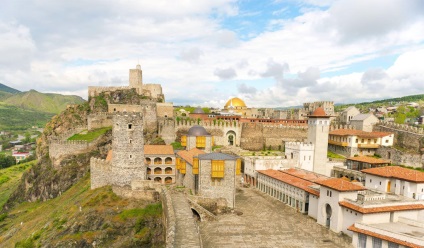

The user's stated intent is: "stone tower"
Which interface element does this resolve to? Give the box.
[129,64,143,93]
[306,107,331,175]
[111,112,146,186]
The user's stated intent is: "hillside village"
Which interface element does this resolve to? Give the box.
[1,65,424,247]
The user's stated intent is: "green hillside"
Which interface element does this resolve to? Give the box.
[4,89,85,114]
[0,103,54,130]
[0,83,20,94]
[335,94,424,112]
[0,162,34,209]
[0,173,164,247]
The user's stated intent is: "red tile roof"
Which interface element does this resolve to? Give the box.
[144,145,174,155]
[316,178,365,192]
[281,168,328,183]
[329,129,392,138]
[361,166,424,183]
[308,107,329,118]
[177,148,205,165]
[347,156,390,164]
[340,201,424,214]
[348,224,422,248]
[258,169,320,196]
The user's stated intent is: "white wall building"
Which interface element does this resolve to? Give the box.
[350,114,379,132]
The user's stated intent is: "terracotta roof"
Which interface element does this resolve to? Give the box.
[329,129,392,138]
[144,145,174,155]
[361,166,424,183]
[348,225,422,248]
[281,168,328,183]
[258,169,320,196]
[106,150,113,161]
[177,148,205,165]
[347,156,390,164]
[308,107,329,118]
[340,201,424,214]
[316,178,365,192]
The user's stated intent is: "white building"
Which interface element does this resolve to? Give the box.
[285,142,314,171]
[362,166,424,200]
[328,129,394,157]
[243,156,288,187]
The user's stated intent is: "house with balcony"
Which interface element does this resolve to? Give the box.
[145,145,176,184]
[328,129,394,157]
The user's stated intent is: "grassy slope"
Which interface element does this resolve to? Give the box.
[68,127,112,142]
[0,103,54,130]
[4,90,85,114]
[0,174,164,247]
[0,162,34,209]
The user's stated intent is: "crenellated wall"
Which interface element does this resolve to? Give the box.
[374,122,424,153]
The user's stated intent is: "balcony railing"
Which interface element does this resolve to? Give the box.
[328,140,348,146]
[358,144,379,148]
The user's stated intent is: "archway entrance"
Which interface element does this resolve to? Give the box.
[226,130,236,146]
[191,208,201,221]
[325,204,332,228]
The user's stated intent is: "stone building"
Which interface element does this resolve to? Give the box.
[175,125,240,208]
[350,113,379,132]
[339,106,360,124]
[307,107,331,175]
[145,145,175,184]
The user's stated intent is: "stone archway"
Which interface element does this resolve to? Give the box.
[226,130,236,146]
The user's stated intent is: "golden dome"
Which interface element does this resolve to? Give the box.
[224,97,247,108]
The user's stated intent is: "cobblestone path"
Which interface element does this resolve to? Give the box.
[171,191,201,248]
[199,187,352,248]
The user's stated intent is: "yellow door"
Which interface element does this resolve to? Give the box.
[387,181,391,192]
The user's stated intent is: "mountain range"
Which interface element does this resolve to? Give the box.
[0,83,85,130]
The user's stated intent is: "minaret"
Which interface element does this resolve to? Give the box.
[306,107,331,175]
[129,64,143,94]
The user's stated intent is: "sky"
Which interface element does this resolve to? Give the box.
[1,0,424,108]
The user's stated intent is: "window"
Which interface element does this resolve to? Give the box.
[370,179,372,183]
[180,160,186,174]
[129,139,132,144]
[128,124,132,129]
[379,181,381,185]
[356,139,358,143]
[372,237,382,248]
[129,154,132,159]
[211,160,225,178]
[192,158,199,175]
[385,139,389,143]
[361,139,364,143]
[181,135,187,146]
[358,233,367,248]
[236,159,241,175]
[196,136,206,148]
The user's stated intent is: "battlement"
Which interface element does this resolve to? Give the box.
[88,112,113,117]
[88,86,133,98]
[329,124,354,131]
[378,121,424,135]
[285,142,314,150]
[113,111,143,118]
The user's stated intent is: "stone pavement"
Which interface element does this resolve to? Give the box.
[199,187,352,248]
[170,191,201,248]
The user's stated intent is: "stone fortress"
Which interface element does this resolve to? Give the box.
[47,64,424,247]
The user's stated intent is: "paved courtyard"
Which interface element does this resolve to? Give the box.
[199,187,352,248]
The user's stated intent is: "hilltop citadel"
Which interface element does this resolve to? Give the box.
[46,64,424,247]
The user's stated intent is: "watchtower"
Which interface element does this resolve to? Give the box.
[306,107,331,175]
[111,112,146,186]
[129,64,143,93]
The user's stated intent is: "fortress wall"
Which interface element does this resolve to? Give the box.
[156,103,174,118]
[143,84,163,98]
[158,119,176,144]
[87,113,113,130]
[374,122,424,153]
[88,86,132,98]
[108,104,143,113]
[49,140,89,161]
[376,146,424,168]
[90,158,112,189]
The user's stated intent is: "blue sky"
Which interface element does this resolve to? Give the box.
[0,0,424,108]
